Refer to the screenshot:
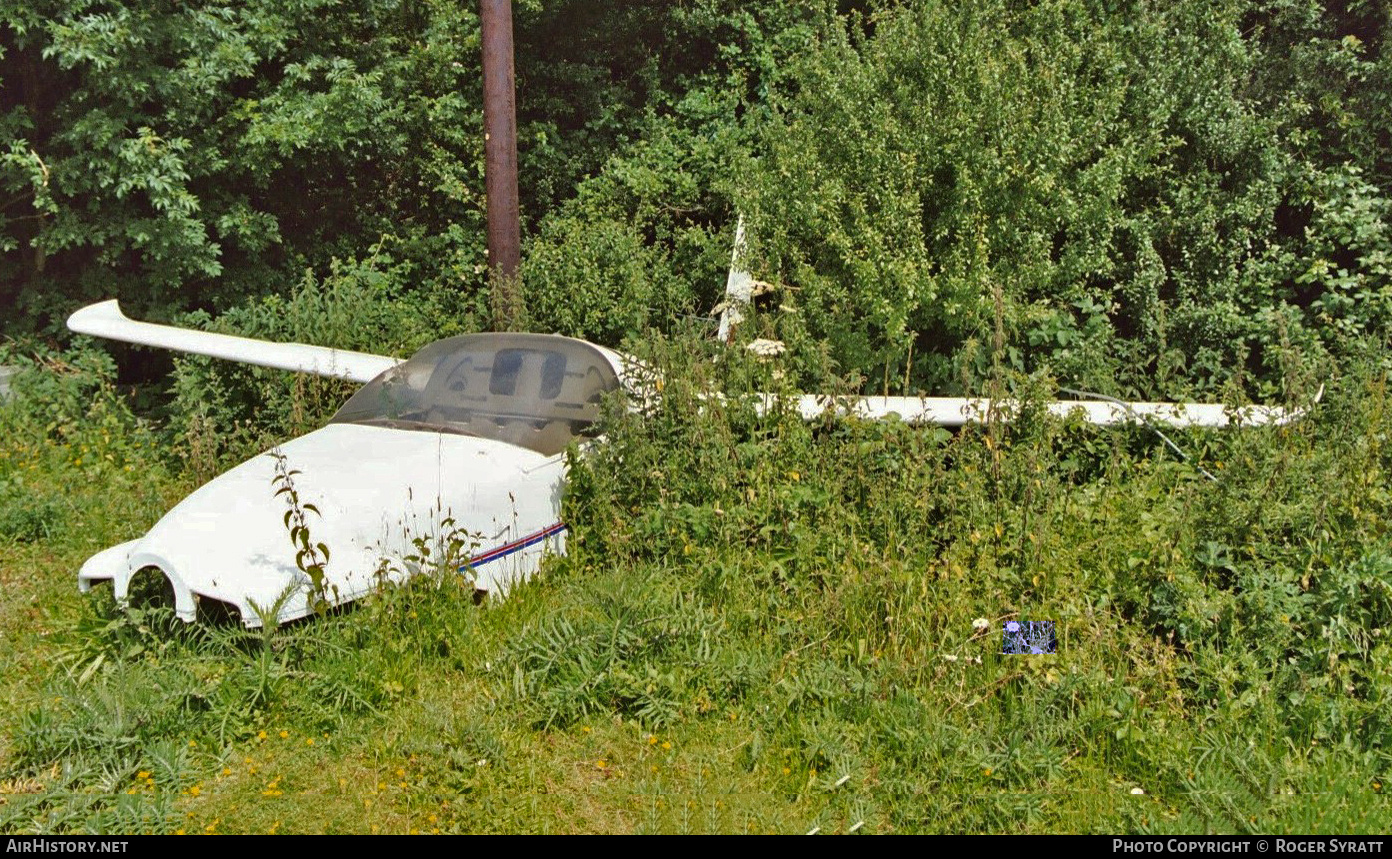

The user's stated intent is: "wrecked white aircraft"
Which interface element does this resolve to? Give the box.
[67,299,1304,627]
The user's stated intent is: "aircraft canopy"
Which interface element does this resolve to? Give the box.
[331,333,621,455]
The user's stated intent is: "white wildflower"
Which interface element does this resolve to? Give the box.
[746,338,786,358]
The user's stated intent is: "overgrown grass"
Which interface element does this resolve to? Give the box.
[0,335,1388,833]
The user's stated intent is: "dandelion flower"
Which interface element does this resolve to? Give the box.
[278,730,289,739]
[972,618,990,632]
[1006,621,1021,633]
[661,741,671,750]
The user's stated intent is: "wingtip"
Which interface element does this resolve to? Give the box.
[67,299,124,335]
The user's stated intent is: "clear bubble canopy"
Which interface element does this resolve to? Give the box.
[331,333,621,456]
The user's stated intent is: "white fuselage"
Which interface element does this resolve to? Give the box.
[79,420,570,626]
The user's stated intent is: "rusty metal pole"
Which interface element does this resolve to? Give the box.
[480,0,522,328]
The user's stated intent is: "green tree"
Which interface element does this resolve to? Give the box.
[739,0,1391,397]
[1,0,488,331]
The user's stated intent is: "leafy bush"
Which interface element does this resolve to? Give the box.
[1,0,491,329]
[0,474,65,543]
[0,342,122,438]
[739,0,1391,397]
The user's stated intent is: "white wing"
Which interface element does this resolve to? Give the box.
[68,300,401,384]
[767,392,1305,429]
[713,223,1307,429]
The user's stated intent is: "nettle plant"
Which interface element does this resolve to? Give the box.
[269,447,333,616]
